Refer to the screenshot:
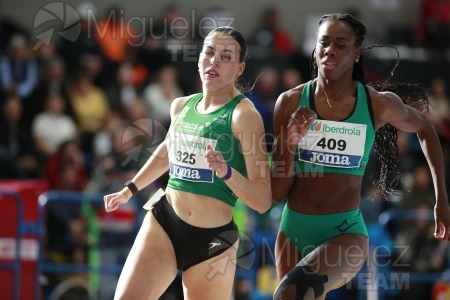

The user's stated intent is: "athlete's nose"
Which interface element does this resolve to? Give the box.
[324,44,336,56]
[210,54,220,66]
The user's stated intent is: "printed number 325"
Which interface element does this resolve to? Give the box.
[176,151,196,164]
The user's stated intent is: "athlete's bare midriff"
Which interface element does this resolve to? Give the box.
[165,187,234,228]
[286,173,362,214]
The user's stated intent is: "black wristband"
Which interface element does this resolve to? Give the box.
[219,165,232,181]
[124,180,138,195]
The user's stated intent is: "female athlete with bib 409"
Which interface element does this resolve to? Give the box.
[271,13,450,299]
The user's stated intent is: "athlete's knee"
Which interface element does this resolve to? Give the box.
[273,265,328,300]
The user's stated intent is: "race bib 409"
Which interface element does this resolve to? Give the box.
[298,120,367,168]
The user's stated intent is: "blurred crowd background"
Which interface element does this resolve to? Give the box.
[1,0,450,299]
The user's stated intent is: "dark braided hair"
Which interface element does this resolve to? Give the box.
[310,13,429,199]
[370,83,428,198]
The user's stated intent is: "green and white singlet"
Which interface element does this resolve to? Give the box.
[294,80,376,176]
[167,93,247,206]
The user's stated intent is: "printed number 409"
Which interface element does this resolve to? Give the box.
[316,138,346,151]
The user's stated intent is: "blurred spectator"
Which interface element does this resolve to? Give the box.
[44,196,88,290]
[34,42,60,79]
[0,95,39,178]
[44,139,88,190]
[245,66,280,148]
[142,64,183,126]
[29,57,73,124]
[250,6,294,56]
[135,4,186,83]
[90,114,141,299]
[68,67,110,153]
[137,36,172,78]
[416,0,450,52]
[44,157,89,295]
[112,100,160,170]
[92,113,124,160]
[94,5,136,85]
[151,3,189,46]
[198,6,236,38]
[0,34,37,100]
[78,52,105,87]
[106,62,140,111]
[59,1,102,74]
[428,77,450,122]
[0,4,30,51]
[427,76,450,141]
[399,164,436,210]
[122,97,149,122]
[280,67,303,91]
[396,130,423,177]
[392,203,448,300]
[31,92,78,157]
[94,5,136,62]
[234,277,253,300]
[92,111,144,173]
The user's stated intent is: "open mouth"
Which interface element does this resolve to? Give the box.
[322,62,336,70]
[206,69,219,76]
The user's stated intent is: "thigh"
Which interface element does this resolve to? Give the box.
[274,234,368,300]
[275,230,302,280]
[114,211,178,300]
[181,241,239,300]
[301,233,369,296]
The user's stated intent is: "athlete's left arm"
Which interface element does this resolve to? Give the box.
[227,99,272,214]
[373,90,450,240]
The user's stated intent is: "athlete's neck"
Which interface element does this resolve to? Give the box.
[199,86,239,113]
[315,77,353,92]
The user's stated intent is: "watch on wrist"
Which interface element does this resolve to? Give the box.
[124,180,138,195]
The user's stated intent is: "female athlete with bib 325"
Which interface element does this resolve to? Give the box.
[271,13,450,299]
[104,27,271,300]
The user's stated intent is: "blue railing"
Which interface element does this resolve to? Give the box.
[35,190,141,300]
[374,208,445,299]
[378,208,435,225]
[26,194,450,300]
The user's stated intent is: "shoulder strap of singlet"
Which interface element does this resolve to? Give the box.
[299,80,314,107]
[362,84,375,130]
[231,94,245,104]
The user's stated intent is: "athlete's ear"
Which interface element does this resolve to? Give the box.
[236,62,245,78]
[355,47,362,63]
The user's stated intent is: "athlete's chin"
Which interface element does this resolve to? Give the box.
[203,81,227,92]
[320,70,343,81]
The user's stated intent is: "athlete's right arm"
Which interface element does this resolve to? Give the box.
[129,96,189,192]
[104,96,189,212]
[271,87,315,202]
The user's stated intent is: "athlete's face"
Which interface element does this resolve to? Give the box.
[198,32,245,91]
[315,20,361,81]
